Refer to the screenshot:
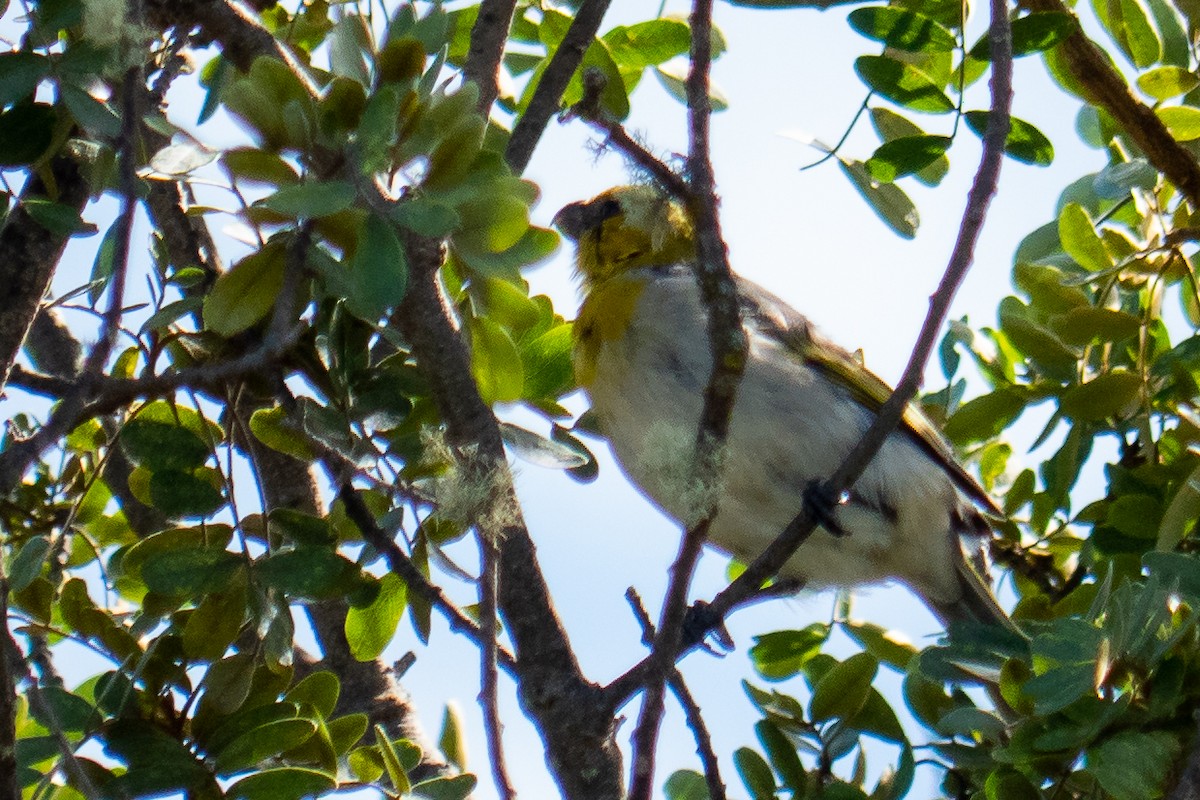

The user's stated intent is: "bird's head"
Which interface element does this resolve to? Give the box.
[552,185,696,287]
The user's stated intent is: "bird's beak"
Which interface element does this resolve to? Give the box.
[552,196,622,242]
[551,201,588,241]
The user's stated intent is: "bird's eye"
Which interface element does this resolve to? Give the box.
[600,199,621,219]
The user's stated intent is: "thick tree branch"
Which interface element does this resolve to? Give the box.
[505,0,613,174]
[0,155,89,391]
[462,0,519,113]
[1020,0,1200,205]
[394,236,623,798]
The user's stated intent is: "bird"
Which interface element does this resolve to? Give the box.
[552,184,1012,630]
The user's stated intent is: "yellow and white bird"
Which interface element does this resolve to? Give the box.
[553,184,1010,629]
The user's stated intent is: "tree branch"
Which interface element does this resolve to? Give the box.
[628,2,746,795]
[505,0,614,174]
[1019,0,1200,205]
[0,153,89,390]
[462,0,519,113]
[0,68,142,495]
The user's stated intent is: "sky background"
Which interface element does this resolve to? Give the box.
[0,0,1121,796]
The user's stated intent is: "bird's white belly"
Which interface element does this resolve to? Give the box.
[582,281,963,601]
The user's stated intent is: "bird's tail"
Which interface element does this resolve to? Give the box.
[928,538,1019,635]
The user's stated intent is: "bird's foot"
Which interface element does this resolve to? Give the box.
[682,601,734,655]
[804,480,847,537]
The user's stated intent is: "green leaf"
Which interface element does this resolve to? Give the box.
[183,582,250,660]
[0,100,56,166]
[438,703,467,771]
[469,317,524,404]
[141,546,242,596]
[347,212,408,320]
[1086,730,1179,800]
[345,573,407,661]
[809,652,878,722]
[21,199,96,237]
[121,418,210,471]
[103,719,212,796]
[203,243,287,336]
[9,536,50,593]
[257,546,363,601]
[285,671,340,719]
[841,620,919,670]
[734,747,776,800]
[964,111,1054,165]
[1106,494,1162,538]
[1057,202,1112,271]
[1051,306,1140,345]
[838,159,919,238]
[375,726,412,794]
[328,714,369,755]
[201,652,257,715]
[848,7,957,52]
[1059,370,1141,420]
[985,769,1041,800]
[522,323,576,401]
[603,19,691,68]
[1092,0,1162,67]
[393,199,460,237]
[249,406,316,460]
[868,107,948,185]
[148,468,226,518]
[943,389,1027,445]
[0,52,49,106]
[222,148,301,186]
[749,624,829,680]
[865,135,951,182]
[970,12,1076,58]
[411,774,478,800]
[1155,105,1200,140]
[213,718,319,775]
[654,62,728,112]
[258,180,356,218]
[226,768,336,800]
[1137,65,1199,99]
[755,721,805,793]
[663,770,711,800]
[1092,159,1158,198]
[854,56,954,113]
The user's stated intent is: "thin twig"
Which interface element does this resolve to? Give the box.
[333,483,518,674]
[2,628,99,798]
[568,70,690,200]
[505,0,614,174]
[707,0,1012,621]
[462,0,519,112]
[478,533,515,799]
[605,0,1013,710]
[624,590,726,800]
[628,1,745,796]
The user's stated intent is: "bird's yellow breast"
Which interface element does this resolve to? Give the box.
[572,274,649,389]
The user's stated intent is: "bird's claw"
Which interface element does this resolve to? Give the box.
[804,480,847,537]
[682,601,734,655]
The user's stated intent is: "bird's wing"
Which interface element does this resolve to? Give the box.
[736,277,1003,518]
